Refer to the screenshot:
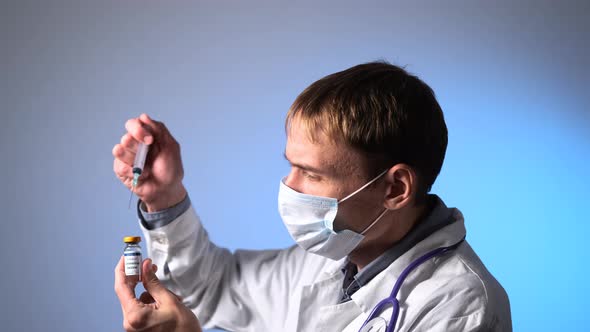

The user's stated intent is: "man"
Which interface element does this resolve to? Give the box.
[113,62,512,331]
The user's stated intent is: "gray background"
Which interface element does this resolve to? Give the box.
[1,1,588,331]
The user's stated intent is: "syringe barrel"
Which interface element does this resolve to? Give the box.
[133,142,149,173]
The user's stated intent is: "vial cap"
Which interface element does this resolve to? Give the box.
[123,236,142,243]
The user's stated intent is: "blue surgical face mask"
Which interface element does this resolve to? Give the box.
[278,169,390,260]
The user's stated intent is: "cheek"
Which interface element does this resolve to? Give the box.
[334,192,384,230]
[307,178,346,198]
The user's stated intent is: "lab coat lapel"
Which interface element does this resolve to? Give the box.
[315,299,363,331]
[297,257,349,331]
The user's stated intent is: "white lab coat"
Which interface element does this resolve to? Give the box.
[140,206,511,331]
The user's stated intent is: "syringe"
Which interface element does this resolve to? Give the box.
[128,142,150,208]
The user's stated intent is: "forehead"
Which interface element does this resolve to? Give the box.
[285,119,364,177]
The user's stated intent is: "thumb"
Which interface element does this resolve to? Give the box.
[141,259,173,303]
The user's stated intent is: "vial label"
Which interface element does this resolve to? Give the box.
[124,252,142,276]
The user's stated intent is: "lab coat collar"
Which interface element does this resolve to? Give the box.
[350,208,467,314]
[323,256,350,276]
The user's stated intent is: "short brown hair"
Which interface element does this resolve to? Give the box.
[286,61,448,195]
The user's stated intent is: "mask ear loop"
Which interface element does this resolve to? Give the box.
[360,208,389,235]
[338,168,390,203]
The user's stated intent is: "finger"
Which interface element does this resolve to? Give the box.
[139,114,176,146]
[120,133,139,153]
[112,144,135,166]
[172,292,183,303]
[114,256,138,311]
[116,257,164,332]
[141,259,174,304]
[151,265,182,303]
[123,304,162,332]
[113,160,151,192]
[114,158,133,179]
[125,118,154,145]
[138,291,155,304]
[138,114,164,138]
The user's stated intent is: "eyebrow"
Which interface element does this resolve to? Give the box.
[283,152,325,174]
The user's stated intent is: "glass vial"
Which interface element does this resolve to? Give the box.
[123,236,142,283]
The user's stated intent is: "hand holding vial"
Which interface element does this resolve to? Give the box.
[114,257,202,332]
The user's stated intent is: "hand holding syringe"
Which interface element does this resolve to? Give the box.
[113,114,187,212]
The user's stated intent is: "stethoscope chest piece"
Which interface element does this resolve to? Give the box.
[359,317,388,332]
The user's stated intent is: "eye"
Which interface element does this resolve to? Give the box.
[302,170,321,181]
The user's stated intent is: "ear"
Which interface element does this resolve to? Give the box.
[382,164,418,210]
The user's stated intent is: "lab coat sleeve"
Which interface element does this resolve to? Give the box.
[139,204,313,331]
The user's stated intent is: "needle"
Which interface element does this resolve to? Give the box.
[128,187,134,209]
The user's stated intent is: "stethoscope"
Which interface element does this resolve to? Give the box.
[358,238,465,332]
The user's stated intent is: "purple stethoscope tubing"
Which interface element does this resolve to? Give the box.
[358,238,465,332]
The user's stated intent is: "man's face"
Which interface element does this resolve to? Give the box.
[283,119,386,233]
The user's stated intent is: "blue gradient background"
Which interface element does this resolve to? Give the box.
[1,1,588,331]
